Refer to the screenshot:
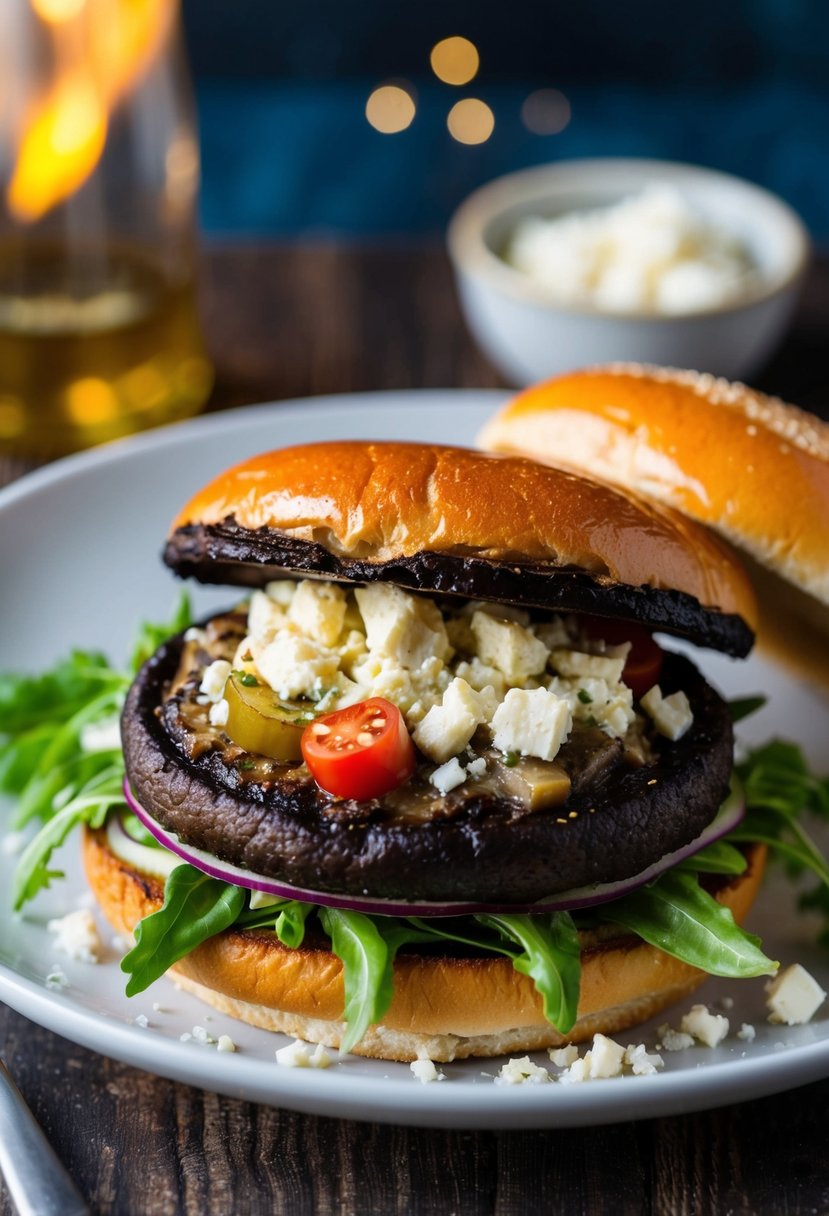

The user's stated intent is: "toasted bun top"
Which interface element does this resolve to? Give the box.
[479,364,829,608]
[169,440,756,651]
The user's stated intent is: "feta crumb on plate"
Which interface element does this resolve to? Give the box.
[275,1040,332,1069]
[494,1056,552,1085]
[217,1035,237,1053]
[679,1004,730,1048]
[47,909,102,964]
[766,964,827,1026]
[410,1059,444,1084]
[737,1023,756,1042]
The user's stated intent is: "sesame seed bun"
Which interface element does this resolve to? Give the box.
[479,365,829,684]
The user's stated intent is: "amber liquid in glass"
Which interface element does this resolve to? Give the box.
[0,241,213,456]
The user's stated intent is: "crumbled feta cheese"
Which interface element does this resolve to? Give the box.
[183,626,207,644]
[265,580,298,606]
[494,1056,551,1085]
[152,1002,170,1014]
[680,1004,729,1047]
[337,628,368,671]
[410,1059,444,1083]
[413,677,489,763]
[467,757,487,779]
[47,909,102,964]
[558,1056,589,1085]
[548,1044,579,1068]
[471,611,549,684]
[80,718,121,753]
[134,1014,150,1029]
[209,698,229,727]
[247,590,287,646]
[179,1032,193,1042]
[289,580,348,647]
[199,659,232,704]
[255,633,339,700]
[275,1039,331,1068]
[217,1035,237,1053]
[624,1043,664,1076]
[192,1025,217,1045]
[585,1033,626,1079]
[430,757,466,796]
[506,183,756,315]
[533,618,574,650]
[766,964,826,1026]
[640,685,694,741]
[736,1023,756,1042]
[491,687,572,762]
[454,657,507,699]
[657,1026,695,1052]
[356,584,450,669]
[551,649,626,685]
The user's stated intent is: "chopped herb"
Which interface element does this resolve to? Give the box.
[234,671,259,687]
[237,760,256,772]
[502,751,519,767]
[577,688,593,705]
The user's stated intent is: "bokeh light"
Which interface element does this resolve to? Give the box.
[446,98,494,145]
[521,88,572,135]
[430,36,479,86]
[365,84,416,134]
[30,0,86,23]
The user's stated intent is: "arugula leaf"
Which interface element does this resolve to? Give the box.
[607,871,777,978]
[318,907,395,1054]
[0,650,122,734]
[12,766,124,909]
[405,912,581,1033]
[121,866,245,996]
[676,840,748,875]
[236,898,314,949]
[130,592,192,674]
[477,912,581,1033]
[728,695,767,724]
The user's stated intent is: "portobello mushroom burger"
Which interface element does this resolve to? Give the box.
[82,440,775,1061]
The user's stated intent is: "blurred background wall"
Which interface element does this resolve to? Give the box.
[182,0,829,241]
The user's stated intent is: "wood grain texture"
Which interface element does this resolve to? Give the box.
[2,242,829,1216]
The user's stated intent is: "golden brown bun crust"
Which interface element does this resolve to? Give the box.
[83,829,767,1062]
[172,440,755,626]
[480,365,829,608]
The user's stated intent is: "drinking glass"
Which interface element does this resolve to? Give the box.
[0,0,213,456]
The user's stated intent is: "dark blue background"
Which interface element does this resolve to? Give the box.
[182,0,829,241]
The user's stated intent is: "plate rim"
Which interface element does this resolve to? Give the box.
[2,386,828,1129]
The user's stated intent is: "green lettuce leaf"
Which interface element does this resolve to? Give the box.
[675,840,748,875]
[121,866,245,997]
[11,766,124,909]
[606,870,777,978]
[318,907,396,1053]
[477,912,581,1033]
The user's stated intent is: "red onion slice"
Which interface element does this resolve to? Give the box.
[121,779,744,917]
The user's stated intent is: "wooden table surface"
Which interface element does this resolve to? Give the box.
[1,243,829,1216]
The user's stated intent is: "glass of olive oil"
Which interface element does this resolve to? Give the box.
[0,0,213,456]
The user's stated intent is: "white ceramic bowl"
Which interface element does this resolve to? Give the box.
[447,158,810,386]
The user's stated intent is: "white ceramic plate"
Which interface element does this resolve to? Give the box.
[1,390,828,1130]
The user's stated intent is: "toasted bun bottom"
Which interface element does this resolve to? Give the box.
[83,830,766,1062]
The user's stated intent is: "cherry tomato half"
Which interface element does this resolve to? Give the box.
[579,616,664,700]
[301,697,416,800]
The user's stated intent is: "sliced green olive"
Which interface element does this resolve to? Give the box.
[224,672,312,762]
[494,755,572,811]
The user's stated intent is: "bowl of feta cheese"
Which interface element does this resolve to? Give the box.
[447,158,810,385]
